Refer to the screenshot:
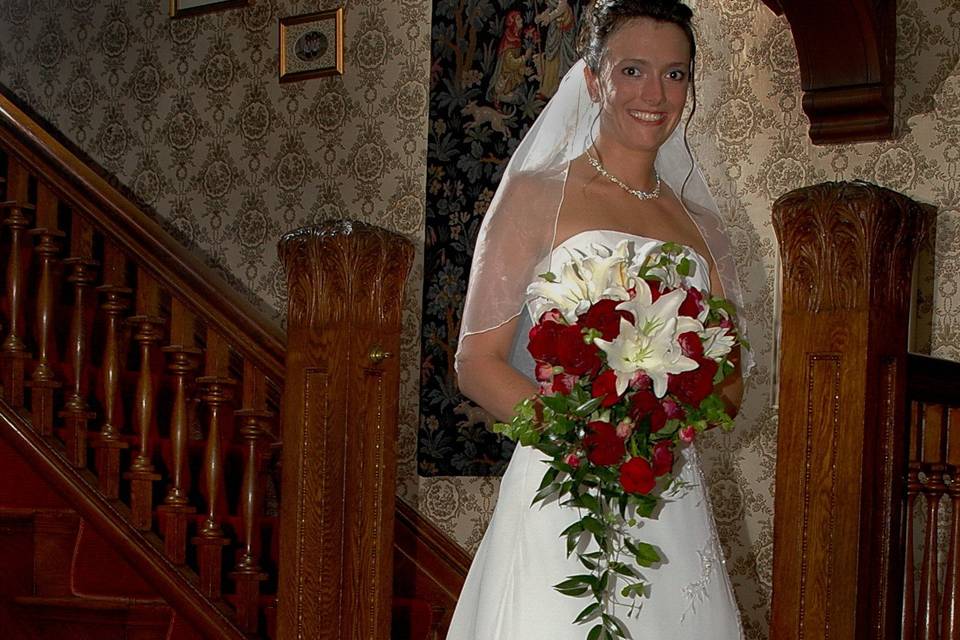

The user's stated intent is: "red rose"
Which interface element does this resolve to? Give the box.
[580,299,633,341]
[679,287,705,318]
[629,389,659,420]
[668,358,719,406]
[652,441,674,477]
[644,279,664,302]
[551,372,578,395]
[649,407,667,433]
[565,453,581,469]
[591,370,621,407]
[582,421,625,466]
[555,324,601,376]
[661,397,686,420]
[619,457,656,494]
[678,331,704,358]
[528,319,564,363]
[630,371,652,390]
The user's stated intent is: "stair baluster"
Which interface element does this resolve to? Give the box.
[917,403,947,640]
[193,328,234,600]
[27,183,64,435]
[125,269,165,530]
[231,360,271,633]
[904,401,922,640]
[1,158,33,409]
[60,215,98,467]
[942,407,960,640]
[93,241,130,499]
[158,298,200,565]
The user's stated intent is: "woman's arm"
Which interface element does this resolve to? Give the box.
[717,345,743,419]
[456,317,537,423]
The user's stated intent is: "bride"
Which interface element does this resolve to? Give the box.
[448,1,747,638]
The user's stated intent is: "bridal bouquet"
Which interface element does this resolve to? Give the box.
[494,239,743,639]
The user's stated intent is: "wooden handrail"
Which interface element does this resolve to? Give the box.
[0,89,285,383]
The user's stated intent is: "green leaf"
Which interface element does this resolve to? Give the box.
[541,394,570,413]
[676,257,692,277]
[587,624,604,640]
[620,581,648,598]
[610,561,639,578]
[574,396,603,416]
[560,521,585,537]
[538,467,560,491]
[574,602,601,623]
[660,241,682,255]
[579,554,598,571]
[577,492,601,514]
[581,516,605,536]
[632,541,661,567]
[603,613,630,638]
[538,271,558,282]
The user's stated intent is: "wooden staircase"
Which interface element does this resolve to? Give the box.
[0,88,469,639]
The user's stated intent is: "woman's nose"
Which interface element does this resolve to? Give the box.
[641,77,665,105]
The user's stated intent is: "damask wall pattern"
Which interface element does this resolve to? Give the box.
[0,0,431,500]
[418,1,960,638]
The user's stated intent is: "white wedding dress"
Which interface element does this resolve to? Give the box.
[447,230,744,640]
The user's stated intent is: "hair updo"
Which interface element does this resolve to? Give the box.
[579,0,696,73]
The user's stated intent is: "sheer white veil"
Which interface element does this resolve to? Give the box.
[456,59,752,374]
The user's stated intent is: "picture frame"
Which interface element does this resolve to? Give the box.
[169,0,248,18]
[279,8,344,82]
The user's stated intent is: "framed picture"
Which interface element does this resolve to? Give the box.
[279,8,344,82]
[169,0,248,18]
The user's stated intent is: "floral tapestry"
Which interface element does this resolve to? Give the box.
[420,0,585,476]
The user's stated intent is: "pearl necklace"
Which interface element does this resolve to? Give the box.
[586,150,661,201]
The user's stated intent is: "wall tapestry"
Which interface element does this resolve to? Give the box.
[420,0,585,476]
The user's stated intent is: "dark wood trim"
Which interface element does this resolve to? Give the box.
[906,353,960,404]
[0,399,246,640]
[395,497,471,598]
[0,90,285,382]
[759,0,896,144]
[394,498,471,637]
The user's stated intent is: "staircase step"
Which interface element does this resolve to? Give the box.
[72,518,165,600]
[13,595,171,640]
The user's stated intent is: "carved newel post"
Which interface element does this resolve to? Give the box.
[277,221,414,640]
[770,182,927,640]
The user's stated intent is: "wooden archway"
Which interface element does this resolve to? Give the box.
[759,0,896,145]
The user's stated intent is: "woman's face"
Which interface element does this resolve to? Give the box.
[585,17,692,156]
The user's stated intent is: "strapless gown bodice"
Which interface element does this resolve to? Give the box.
[447,230,744,640]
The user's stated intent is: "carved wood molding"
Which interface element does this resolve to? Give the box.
[759,0,897,144]
[279,220,413,328]
[772,181,927,314]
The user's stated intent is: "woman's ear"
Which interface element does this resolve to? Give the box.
[583,64,600,103]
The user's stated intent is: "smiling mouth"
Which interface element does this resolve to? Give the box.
[628,110,667,124]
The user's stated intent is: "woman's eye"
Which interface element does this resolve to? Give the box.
[666,70,687,81]
[622,67,640,77]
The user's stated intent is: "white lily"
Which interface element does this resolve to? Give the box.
[527,241,634,323]
[700,325,737,361]
[594,288,702,397]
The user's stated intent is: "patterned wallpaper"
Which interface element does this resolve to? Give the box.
[2,1,958,639]
[0,0,431,499]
